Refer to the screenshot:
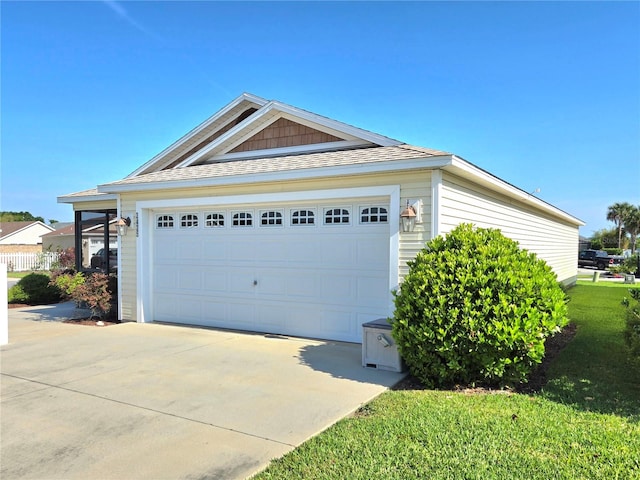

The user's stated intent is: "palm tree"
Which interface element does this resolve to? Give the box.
[607,202,633,249]
[623,205,640,254]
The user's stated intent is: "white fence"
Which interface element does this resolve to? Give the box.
[0,252,60,272]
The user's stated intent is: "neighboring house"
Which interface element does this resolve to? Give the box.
[0,221,55,253]
[42,222,118,268]
[59,93,584,343]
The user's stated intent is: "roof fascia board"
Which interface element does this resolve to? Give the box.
[278,112,360,141]
[271,101,401,147]
[445,156,584,226]
[177,101,281,168]
[57,193,118,204]
[98,156,453,194]
[128,93,268,177]
[205,140,372,163]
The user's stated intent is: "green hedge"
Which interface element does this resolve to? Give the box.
[8,273,61,305]
[392,224,569,387]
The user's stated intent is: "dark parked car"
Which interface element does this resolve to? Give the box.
[90,248,118,270]
[578,249,620,270]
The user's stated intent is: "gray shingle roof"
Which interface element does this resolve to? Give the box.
[101,144,450,189]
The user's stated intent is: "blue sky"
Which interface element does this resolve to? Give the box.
[1,1,638,236]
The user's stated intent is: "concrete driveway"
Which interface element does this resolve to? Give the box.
[1,303,404,479]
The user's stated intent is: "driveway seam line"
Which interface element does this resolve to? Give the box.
[1,373,296,448]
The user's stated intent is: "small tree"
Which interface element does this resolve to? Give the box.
[71,273,113,319]
[607,202,633,249]
[392,224,568,388]
[623,205,640,254]
[50,247,75,271]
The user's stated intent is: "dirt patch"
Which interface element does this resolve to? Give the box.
[8,304,32,309]
[63,318,120,327]
[393,322,578,394]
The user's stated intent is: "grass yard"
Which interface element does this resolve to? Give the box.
[254,283,640,480]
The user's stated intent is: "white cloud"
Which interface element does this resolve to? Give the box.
[102,1,162,42]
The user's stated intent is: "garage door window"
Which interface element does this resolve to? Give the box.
[291,209,315,225]
[324,208,350,225]
[180,214,199,228]
[260,210,283,226]
[360,206,388,224]
[156,215,174,228]
[232,212,253,227]
[205,213,225,227]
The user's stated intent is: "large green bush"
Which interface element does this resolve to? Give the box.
[391,223,569,387]
[8,273,61,305]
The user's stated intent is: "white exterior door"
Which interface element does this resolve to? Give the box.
[150,199,392,342]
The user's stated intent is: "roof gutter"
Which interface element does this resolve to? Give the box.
[444,156,585,226]
[57,193,118,204]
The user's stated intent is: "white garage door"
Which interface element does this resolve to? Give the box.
[151,199,391,342]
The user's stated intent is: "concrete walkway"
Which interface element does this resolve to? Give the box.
[1,303,405,479]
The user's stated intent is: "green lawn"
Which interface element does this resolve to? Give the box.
[254,283,640,479]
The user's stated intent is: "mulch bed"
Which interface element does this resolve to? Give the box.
[393,322,578,394]
[63,318,121,327]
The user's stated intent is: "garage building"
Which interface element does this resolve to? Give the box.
[59,93,583,343]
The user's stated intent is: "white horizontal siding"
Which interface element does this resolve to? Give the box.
[119,198,137,321]
[398,172,431,279]
[440,172,578,284]
[117,170,434,322]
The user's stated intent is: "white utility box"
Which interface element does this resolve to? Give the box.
[362,318,405,372]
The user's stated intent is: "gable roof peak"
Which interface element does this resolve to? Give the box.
[128,93,402,176]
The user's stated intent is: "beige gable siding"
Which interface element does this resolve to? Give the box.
[439,172,578,284]
[117,170,433,321]
[230,118,343,153]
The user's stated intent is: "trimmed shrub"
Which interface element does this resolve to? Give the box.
[8,273,61,305]
[8,284,28,304]
[71,272,113,319]
[621,255,638,275]
[50,270,85,300]
[391,223,569,388]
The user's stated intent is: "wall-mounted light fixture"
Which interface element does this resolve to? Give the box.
[400,201,417,233]
[116,216,131,236]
